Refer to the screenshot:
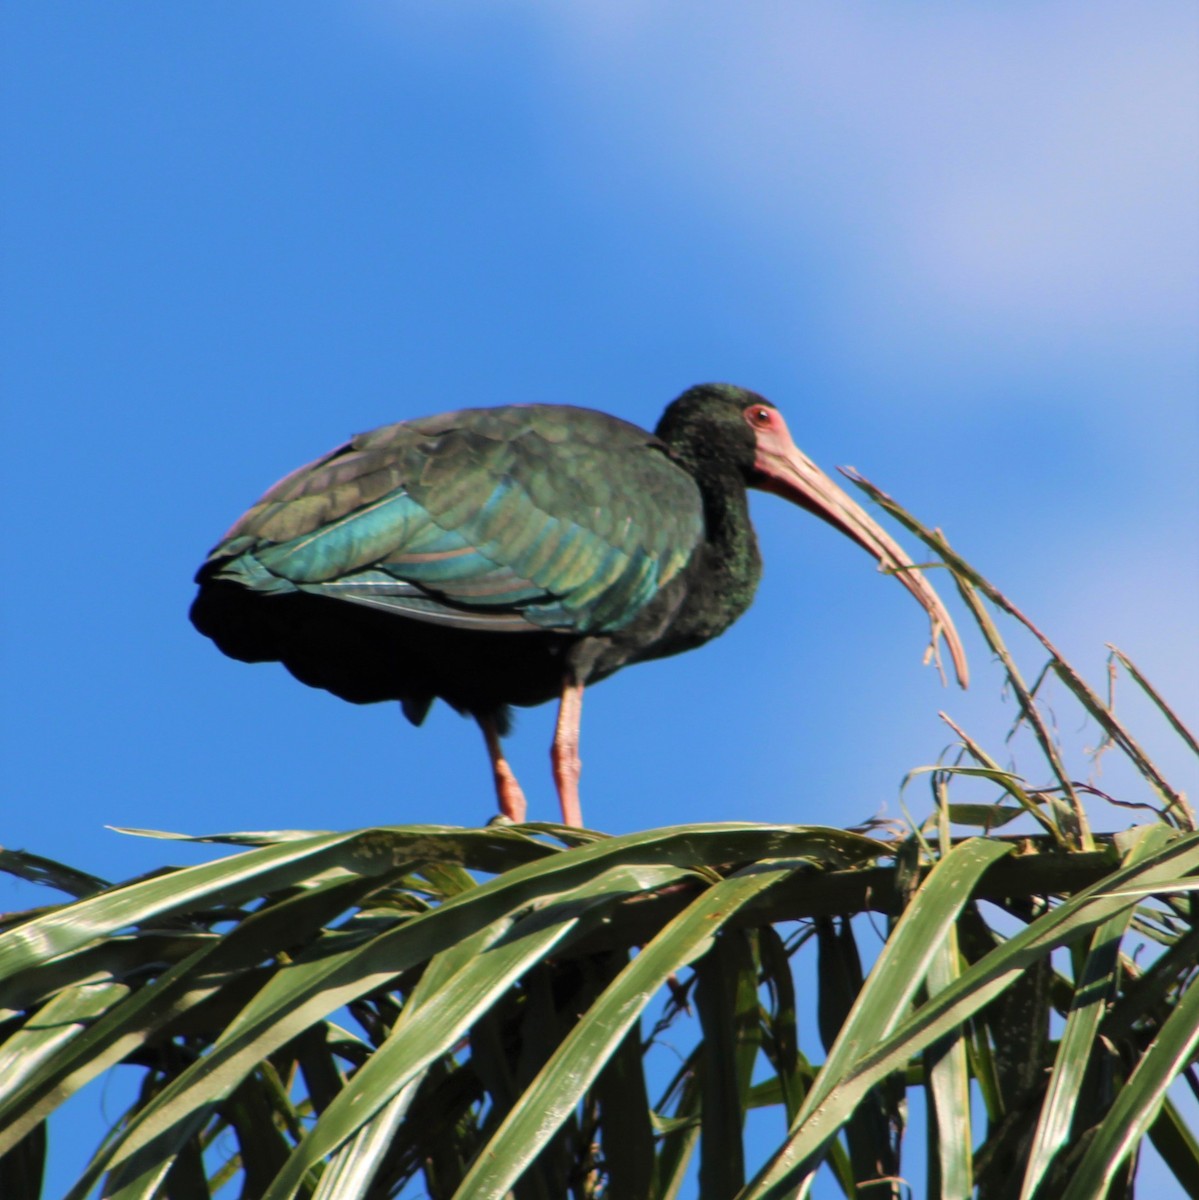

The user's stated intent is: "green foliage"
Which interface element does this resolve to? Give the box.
[1,483,1195,1198]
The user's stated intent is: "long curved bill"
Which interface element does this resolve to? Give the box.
[752,413,969,688]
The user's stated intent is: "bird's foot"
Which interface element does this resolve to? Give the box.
[478,712,528,823]
[493,762,528,824]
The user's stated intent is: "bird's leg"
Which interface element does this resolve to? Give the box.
[551,676,585,827]
[478,714,527,823]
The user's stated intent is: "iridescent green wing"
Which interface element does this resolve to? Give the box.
[202,405,704,635]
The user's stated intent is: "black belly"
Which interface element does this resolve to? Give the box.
[190,580,578,722]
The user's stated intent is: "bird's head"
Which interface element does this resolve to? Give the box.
[657,382,969,687]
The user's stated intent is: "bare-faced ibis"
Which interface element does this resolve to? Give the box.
[191,384,968,825]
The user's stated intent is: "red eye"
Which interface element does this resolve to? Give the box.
[745,405,773,428]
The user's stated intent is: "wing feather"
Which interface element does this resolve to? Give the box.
[201,405,704,635]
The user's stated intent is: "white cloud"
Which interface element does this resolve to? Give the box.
[545,3,1199,340]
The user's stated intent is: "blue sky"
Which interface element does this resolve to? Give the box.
[3,2,1197,1191]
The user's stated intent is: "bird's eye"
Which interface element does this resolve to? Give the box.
[745,405,773,428]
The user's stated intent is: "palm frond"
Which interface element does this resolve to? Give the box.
[2,484,1195,1199]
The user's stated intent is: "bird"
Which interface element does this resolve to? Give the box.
[190,383,968,827]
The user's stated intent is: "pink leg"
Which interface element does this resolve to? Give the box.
[478,714,527,823]
[551,677,585,827]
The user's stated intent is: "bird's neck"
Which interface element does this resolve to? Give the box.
[668,459,763,649]
[700,462,763,608]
